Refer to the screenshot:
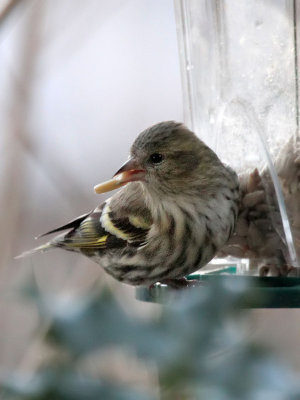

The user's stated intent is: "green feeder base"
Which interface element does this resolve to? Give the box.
[136,275,300,308]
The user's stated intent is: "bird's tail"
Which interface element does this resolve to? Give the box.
[14,242,53,259]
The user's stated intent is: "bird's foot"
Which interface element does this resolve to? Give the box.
[259,264,300,277]
[158,277,205,289]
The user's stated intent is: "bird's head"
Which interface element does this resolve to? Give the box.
[94,121,223,198]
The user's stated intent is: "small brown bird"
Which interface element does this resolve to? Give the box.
[18,122,240,286]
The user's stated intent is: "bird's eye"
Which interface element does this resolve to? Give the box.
[149,153,164,164]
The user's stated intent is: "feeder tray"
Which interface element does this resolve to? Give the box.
[136,274,300,308]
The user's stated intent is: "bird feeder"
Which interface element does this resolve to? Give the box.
[137,0,300,307]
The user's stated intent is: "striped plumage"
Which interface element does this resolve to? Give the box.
[19,122,240,286]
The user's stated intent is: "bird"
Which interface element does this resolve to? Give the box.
[17,121,240,287]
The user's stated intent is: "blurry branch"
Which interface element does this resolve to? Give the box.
[2,1,119,210]
[40,1,129,67]
[0,1,43,269]
[1,0,91,271]
[1,0,91,212]
[12,130,91,210]
[0,0,22,26]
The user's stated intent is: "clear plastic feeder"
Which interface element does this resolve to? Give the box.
[174,0,300,276]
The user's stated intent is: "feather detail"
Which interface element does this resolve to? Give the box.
[128,215,151,230]
[100,204,131,241]
[54,212,109,250]
[62,234,108,249]
[15,242,52,259]
[100,203,149,245]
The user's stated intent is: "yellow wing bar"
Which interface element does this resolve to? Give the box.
[63,234,108,249]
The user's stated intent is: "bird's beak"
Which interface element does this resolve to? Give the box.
[94,158,146,194]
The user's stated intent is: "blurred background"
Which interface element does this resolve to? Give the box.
[1,0,300,390]
[0,0,183,377]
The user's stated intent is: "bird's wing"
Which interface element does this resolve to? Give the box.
[54,202,151,251]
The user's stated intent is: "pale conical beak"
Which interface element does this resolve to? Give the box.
[94,158,146,194]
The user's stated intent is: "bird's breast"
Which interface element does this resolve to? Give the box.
[95,187,239,285]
